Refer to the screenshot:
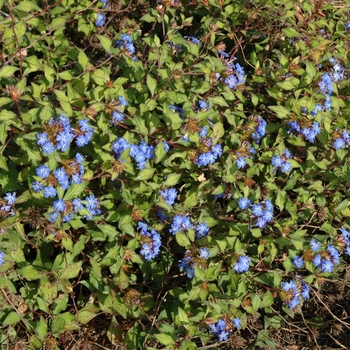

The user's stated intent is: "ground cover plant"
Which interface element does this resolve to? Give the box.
[0,0,350,349]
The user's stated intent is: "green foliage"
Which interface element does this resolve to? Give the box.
[0,0,350,348]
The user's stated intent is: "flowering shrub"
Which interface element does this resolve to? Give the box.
[0,0,350,349]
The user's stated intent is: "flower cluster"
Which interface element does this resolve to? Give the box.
[209,318,240,342]
[251,115,267,143]
[138,222,162,261]
[111,138,155,170]
[238,198,274,229]
[33,154,85,194]
[341,227,350,256]
[169,214,210,239]
[236,143,256,169]
[287,119,321,143]
[233,255,251,273]
[217,52,246,89]
[271,149,293,173]
[292,238,341,273]
[37,116,94,154]
[160,188,177,206]
[48,194,102,223]
[116,34,137,61]
[281,279,310,309]
[111,96,128,124]
[178,248,210,278]
[196,140,222,167]
[0,192,16,218]
[169,214,193,234]
[95,13,106,27]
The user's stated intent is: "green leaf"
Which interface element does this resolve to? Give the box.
[252,294,261,312]
[76,305,99,324]
[260,290,274,308]
[0,154,9,171]
[40,103,54,122]
[282,28,301,38]
[277,77,300,90]
[19,265,43,281]
[154,333,176,346]
[146,74,157,96]
[268,105,290,119]
[135,168,155,181]
[213,122,225,143]
[175,232,191,247]
[0,66,19,79]
[14,1,41,12]
[335,199,348,212]
[63,183,86,200]
[59,261,82,279]
[177,307,189,325]
[78,50,90,70]
[164,173,181,186]
[96,34,112,52]
[37,317,48,340]
[3,312,21,325]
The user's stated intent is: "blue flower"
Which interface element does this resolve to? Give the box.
[48,211,59,223]
[199,248,210,259]
[198,100,210,110]
[301,282,310,299]
[199,126,208,138]
[170,214,193,234]
[73,198,83,212]
[95,13,106,27]
[184,36,200,44]
[179,254,195,278]
[262,210,273,222]
[43,186,57,198]
[255,216,268,228]
[32,181,44,192]
[41,142,55,154]
[313,254,321,268]
[310,239,321,251]
[225,74,238,89]
[0,251,6,265]
[53,199,66,212]
[233,255,251,273]
[271,155,283,167]
[169,104,184,118]
[211,144,222,157]
[112,111,124,123]
[118,96,128,106]
[281,161,292,173]
[233,318,240,329]
[196,222,209,239]
[236,156,247,169]
[283,149,293,159]
[85,195,99,210]
[163,141,170,152]
[334,138,345,150]
[160,188,177,206]
[4,192,16,205]
[37,132,49,146]
[252,204,263,217]
[320,259,334,272]
[238,197,250,210]
[292,256,304,268]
